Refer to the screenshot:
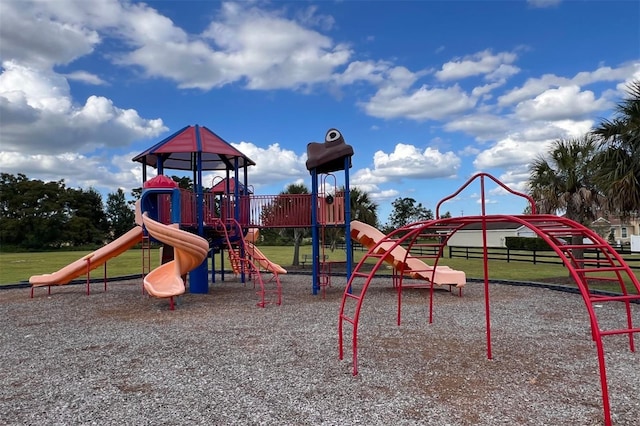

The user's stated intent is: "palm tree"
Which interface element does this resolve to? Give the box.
[324,186,378,251]
[528,136,605,261]
[529,136,604,223]
[592,80,640,219]
[348,186,379,226]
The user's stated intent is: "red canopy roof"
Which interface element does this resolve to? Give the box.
[210,178,252,194]
[132,125,255,171]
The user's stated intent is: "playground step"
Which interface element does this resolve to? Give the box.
[589,294,640,303]
[574,266,628,274]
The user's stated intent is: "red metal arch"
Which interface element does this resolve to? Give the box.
[338,175,639,426]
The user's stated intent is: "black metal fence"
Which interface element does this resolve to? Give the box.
[448,246,640,271]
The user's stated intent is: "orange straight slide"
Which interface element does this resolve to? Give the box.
[29,226,143,288]
[350,220,466,288]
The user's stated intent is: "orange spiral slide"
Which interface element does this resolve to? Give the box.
[141,213,209,309]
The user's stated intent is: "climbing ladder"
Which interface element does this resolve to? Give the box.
[339,213,639,425]
[340,171,640,426]
[212,218,281,307]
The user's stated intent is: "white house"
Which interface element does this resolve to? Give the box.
[590,215,640,246]
[446,222,533,248]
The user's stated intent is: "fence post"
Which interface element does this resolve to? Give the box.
[533,249,536,265]
[507,247,510,263]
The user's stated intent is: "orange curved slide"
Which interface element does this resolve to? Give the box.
[141,213,209,300]
[29,226,143,287]
[350,220,466,288]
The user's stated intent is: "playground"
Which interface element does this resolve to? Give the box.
[1,275,639,425]
[19,125,640,424]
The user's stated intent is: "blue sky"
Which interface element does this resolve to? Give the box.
[0,0,638,224]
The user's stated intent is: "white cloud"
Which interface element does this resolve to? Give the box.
[115,2,353,90]
[372,144,460,179]
[435,50,519,82]
[444,113,512,141]
[0,151,127,193]
[498,63,639,107]
[527,0,562,8]
[363,84,476,121]
[473,137,553,169]
[333,60,391,86]
[514,85,608,121]
[0,61,166,154]
[64,71,108,85]
[0,1,101,68]
[231,142,308,188]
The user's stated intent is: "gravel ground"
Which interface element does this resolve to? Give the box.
[1,275,639,425]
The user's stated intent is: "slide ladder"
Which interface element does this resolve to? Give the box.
[212,219,281,307]
[228,247,243,275]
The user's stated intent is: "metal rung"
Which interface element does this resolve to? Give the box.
[340,314,355,325]
[345,293,361,301]
[590,294,640,303]
[599,327,640,337]
[574,266,626,273]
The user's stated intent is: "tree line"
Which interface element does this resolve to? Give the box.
[0,173,135,251]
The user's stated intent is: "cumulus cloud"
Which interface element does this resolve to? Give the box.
[0,151,119,191]
[363,84,476,121]
[349,144,461,204]
[373,144,460,179]
[0,1,102,68]
[473,137,553,169]
[231,142,308,188]
[64,71,108,85]
[514,85,608,121]
[444,113,512,141]
[114,2,353,90]
[0,62,167,154]
[435,50,519,82]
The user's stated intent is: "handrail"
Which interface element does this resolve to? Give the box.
[436,172,537,218]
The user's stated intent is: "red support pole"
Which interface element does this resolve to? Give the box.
[85,258,91,296]
[480,175,492,360]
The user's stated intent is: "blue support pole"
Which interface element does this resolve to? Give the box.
[311,168,320,295]
[344,156,352,281]
[190,126,209,294]
[233,158,246,284]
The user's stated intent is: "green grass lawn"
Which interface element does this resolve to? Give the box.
[1,246,637,294]
[0,249,162,285]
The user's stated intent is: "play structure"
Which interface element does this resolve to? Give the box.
[338,172,640,426]
[29,125,355,308]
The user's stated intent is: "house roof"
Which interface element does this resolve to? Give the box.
[132,125,256,171]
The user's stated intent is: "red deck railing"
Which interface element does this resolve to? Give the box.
[162,190,345,228]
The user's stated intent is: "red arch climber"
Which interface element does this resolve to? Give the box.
[338,173,640,426]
